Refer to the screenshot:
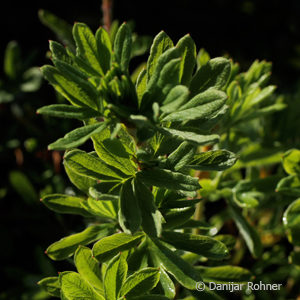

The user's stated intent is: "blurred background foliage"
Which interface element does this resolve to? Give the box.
[1,0,300,299]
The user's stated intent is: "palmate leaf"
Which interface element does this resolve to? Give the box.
[64,149,127,181]
[74,246,104,294]
[137,168,200,192]
[166,141,196,171]
[148,237,201,290]
[133,177,163,237]
[46,224,115,260]
[82,197,117,219]
[92,232,145,262]
[176,34,196,85]
[187,149,237,171]
[41,65,99,110]
[95,27,112,74]
[161,92,226,123]
[119,179,142,235]
[64,163,98,194]
[73,23,104,76]
[92,127,137,176]
[189,57,231,96]
[119,268,160,298]
[38,276,61,297]
[41,194,93,217]
[160,85,190,114]
[162,207,196,229]
[59,271,104,300]
[104,253,128,300]
[114,22,132,72]
[146,31,174,82]
[48,122,107,150]
[160,231,229,260]
[158,127,220,146]
[37,104,100,120]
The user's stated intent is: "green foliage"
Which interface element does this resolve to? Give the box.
[35,14,300,300]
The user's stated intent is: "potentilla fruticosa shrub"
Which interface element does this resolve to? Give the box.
[36,20,296,299]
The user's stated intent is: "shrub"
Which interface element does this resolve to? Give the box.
[36,18,299,299]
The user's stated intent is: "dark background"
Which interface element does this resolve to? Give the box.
[1,0,300,88]
[1,0,300,298]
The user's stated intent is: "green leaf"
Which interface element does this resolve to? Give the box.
[83,197,118,219]
[229,204,262,258]
[49,123,106,150]
[180,89,227,111]
[73,23,104,75]
[93,232,144,262]
[176,34,196,85]
[148,237,201,290]
[283,198,300,245]
[150,251,176,298]
[41,194,92,217]
[162,91,226,123]
[282,149,300,175]
[166,141,196,171]
[155,58,182,101]
[46,224,114,260]
[41,65,98,110]
[197,48,211,69]
[38,10,74,50]
[159,127,220,146]
[114,22,132,72]
[232,180,263,208]
[60,271,104,300]
[190,57,231,96]
[4,41,21,80]
[120,268,160,297]
[37,104,100,120]
[64,149,126,181]
[104,253,128,300]
[138,168,200,191]
[74,246,103,294]
[160,85,190,114]
[133,178,163,237]
[49,40,73,64]
[38,276,60,297]
[126,296,170,300]
[95,27,112,74]
[146,31,174,82]
[187,150,237,171]
[163,207,196,229]
[141,48,180,110]
[89,187,119,201]
[9,171,37,205]
[196,266,252,283]
[276,175,300,197]
[119,179,142,234]
[161,231,229,260]
[64,163,97,194]
[136,68,147,104]
[92,131,136,175]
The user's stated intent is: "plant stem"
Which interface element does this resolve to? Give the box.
[101,0,114,32]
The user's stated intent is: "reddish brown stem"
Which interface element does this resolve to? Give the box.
[101,0,114,32]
